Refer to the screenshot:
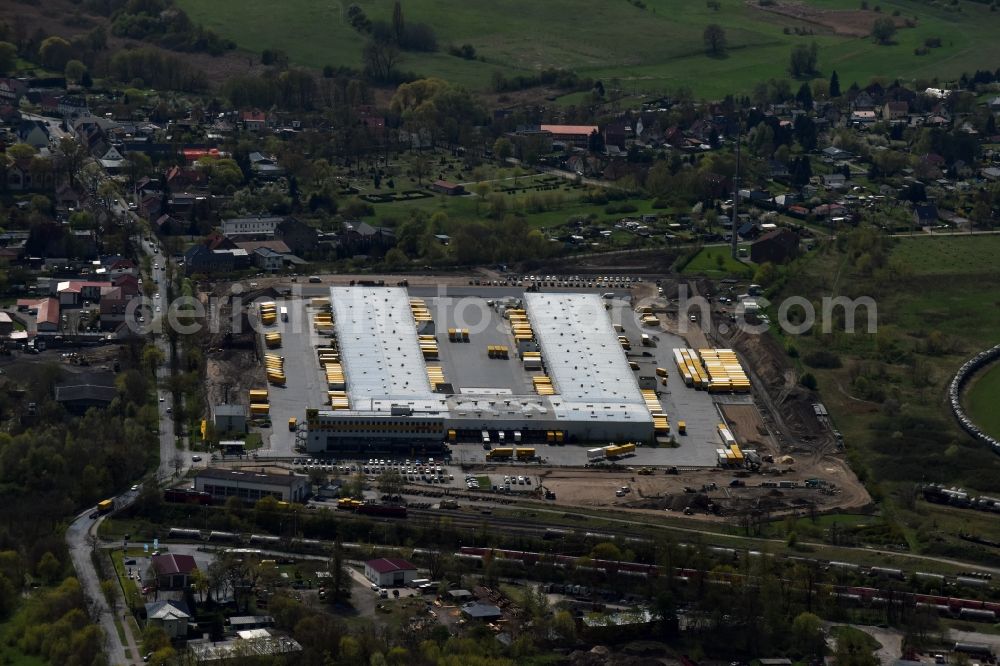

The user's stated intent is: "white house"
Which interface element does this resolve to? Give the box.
[253,247,284,272]
[222,216,283,238]
[144,600,191,639]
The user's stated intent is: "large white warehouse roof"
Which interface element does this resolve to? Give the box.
[525,292,645,407]
[330,286,436,405]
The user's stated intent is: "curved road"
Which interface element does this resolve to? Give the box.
[65,192,191,665]
[66,506,131,665]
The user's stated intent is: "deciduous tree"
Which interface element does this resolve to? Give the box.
[871,16,897,44]
[703,24,727,56]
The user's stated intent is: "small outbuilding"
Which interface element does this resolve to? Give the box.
[461,601,503,621]
[212,403,247,434]
[431,180,465,196]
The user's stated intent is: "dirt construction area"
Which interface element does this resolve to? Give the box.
[751,0,910,38]
[535,462,870,520]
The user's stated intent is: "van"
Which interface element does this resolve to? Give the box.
[602,292,615,299]
[308,276,322,283]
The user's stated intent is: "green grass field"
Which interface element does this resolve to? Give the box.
[965,362,1000,439]
[681,247,754,277]
[776,235,1000,559]
[177,0,1000,95]
[892,235,1000,276]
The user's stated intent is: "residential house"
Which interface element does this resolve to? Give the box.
[150,553,198,590]
[989,96,1000,113]
[750,228,800,264]
[812,203,848,219]
[111,264,141,288]
[981,167,1000,181]
[153,214,186,236]
[786,204,811,219]
[883,101,909,121]
[53,280,110,306]
[54,182,82,212]
[851,91,876,110]
[822,173,848,190]
[339,221,395,256]
[17,120,49,149]
[97,146,125,174]
[183,245,235,275]
[205,233,237,252]
[603,120,629,150]
[222,216,283,239]
[138,192,164,219]
[913,203,939,226]
[144,600,191,639]
[275,217,318,254]
[248,152,285,180]
[253,247,284,272]
[17,298,59,332]
[0,312,13,336]
[364,558,418,587]
[54,372,118,413]
[850,110,877,126]
[164,165,207,191]
[430,180,465,196]
[72,118,109,159]
[821,146,851,161]
[57,96,90,118]
[737,221,761,240]
[0,78,27,104]
[241,110,267,131]
[99,296,131,331]
[168,192,209,220]
[773,193,799,208]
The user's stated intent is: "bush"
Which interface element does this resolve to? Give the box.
[804,350,842,369]
[604,203,638,214]
[800,372,818,390]
[448,43,476,59]
[341,199,375,218]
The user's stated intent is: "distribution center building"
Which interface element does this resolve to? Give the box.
[304,287,655,454]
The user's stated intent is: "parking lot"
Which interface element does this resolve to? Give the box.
[429,296,533,393]
[290,457,540,495]
[262,297,327,455]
